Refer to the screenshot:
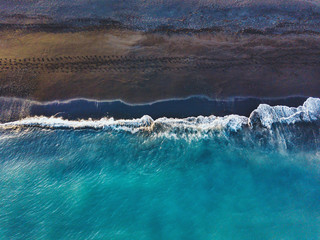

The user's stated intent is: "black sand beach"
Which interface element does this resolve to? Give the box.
[0,0,319,104]
[0,28,319,102]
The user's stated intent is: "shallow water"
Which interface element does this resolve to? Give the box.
[1,128,320,240]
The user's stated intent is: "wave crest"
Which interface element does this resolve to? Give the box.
[1,97,319,132]
[1,97,319,150]
[249,97,320,128]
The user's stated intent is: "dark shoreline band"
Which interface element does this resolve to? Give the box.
[0,96,308,122]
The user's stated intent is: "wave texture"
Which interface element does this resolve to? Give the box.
[0,97,319,150]
[1,97,319,130]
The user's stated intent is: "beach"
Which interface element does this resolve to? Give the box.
[1,1,320,239]
[0,28,319,102]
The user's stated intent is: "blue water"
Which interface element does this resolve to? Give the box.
[1,128,320,239]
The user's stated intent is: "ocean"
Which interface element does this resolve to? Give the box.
[0,97,320,239]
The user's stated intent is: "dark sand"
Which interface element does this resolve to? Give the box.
[0,96,308,122]
[0,28,320,103]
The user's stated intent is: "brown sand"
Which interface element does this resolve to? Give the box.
[0,29,320,102]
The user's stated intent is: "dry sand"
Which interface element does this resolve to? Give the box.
[0,29,319,102]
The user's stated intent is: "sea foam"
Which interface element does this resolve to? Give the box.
[249,97,320,128]
[1,97,319,132]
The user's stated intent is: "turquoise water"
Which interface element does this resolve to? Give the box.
[0,128,320,240]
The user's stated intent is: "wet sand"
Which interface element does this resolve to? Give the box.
[0,28,320,103]
[0,96,308,122]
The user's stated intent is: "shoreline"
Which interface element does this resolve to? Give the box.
[0,95,308,122]
[1,96,319,150]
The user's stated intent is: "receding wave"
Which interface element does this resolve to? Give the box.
[0,96,308,122]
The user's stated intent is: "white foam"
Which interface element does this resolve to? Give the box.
[0,115,154,132]
[249,97,320,128]
[0,97,319,132]
[0,114,249,134]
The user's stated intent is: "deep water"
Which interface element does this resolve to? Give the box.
[0,128,320,240]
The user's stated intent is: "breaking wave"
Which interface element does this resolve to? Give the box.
[1,97,319,130]
[1,97,319,150]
